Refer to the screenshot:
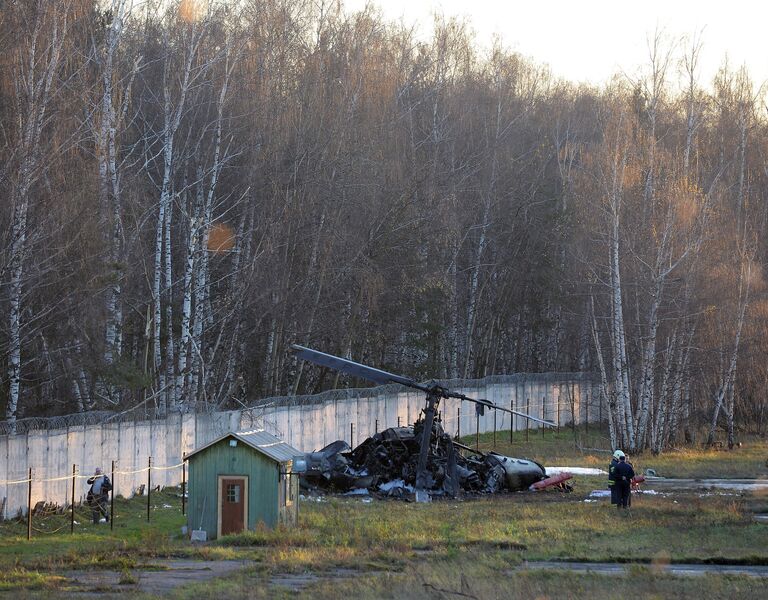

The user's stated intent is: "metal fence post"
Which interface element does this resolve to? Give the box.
[110,460,115,531]
[526,398,530,442]
[147,456,152,522]
[510,396,514,443]
[27,467,32,541]
[475,410,480,450]
[182,454,186,516]
[457,406,461,439]
[70,464,76,534]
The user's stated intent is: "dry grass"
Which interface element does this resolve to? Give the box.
[1,433,767,598]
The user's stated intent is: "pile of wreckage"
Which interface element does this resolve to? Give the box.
[301,418,572,499]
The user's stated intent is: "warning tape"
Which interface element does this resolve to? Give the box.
[150,463,184,471]
[111,467,149,476]
[0,477,32,486]
[0,462,185,486]
[45,474,82,482]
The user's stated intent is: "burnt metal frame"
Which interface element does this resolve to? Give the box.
[290,345,555,499]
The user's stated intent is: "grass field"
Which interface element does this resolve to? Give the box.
[1,426,766,598]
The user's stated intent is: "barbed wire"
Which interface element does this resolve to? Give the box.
[0,373,596,435]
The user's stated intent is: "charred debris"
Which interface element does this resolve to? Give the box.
[301,416,572,499]
[292,345,571,501]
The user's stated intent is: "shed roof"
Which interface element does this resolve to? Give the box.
[185,429,301,464]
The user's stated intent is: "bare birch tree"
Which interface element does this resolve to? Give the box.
[3,1,70,428]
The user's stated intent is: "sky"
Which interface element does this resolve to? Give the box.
[344,0,768,88]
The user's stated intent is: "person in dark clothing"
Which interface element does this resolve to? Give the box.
[87,467,112,524]
[614,455,635,510]
[608,450,624,505]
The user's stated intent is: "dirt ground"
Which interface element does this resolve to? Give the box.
[62,559,253,595]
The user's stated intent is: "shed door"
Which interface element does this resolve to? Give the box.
[220,477,246,536]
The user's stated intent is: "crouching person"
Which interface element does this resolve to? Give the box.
[87,467,112,524]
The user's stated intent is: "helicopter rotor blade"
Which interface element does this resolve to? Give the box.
[446,390,555,427]
[291,345,428,392]
[292,345,555,426]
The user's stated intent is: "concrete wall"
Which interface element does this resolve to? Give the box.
[0,373,597,519]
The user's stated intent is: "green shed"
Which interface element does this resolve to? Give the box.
[185,430,301,539]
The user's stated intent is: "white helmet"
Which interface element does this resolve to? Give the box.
[613,450,625,460]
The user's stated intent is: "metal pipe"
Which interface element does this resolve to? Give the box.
[453,440,484,456]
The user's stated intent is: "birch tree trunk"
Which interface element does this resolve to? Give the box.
[5,1,68,428]
[707,255,751,446]
[635,275,663,449]
[176,182,197,409]
[152,15,209,412]
[591,296,617,448]
[606,130,635,448]
[95,1,133,372]
[682,34,704,174]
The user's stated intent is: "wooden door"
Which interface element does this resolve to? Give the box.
[220,478,246,536]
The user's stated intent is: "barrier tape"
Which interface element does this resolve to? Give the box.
[44,474,82,483]
[150,463,184,471]
[0,462,185,486]
[110,467,149,476]
[0,477,32,486]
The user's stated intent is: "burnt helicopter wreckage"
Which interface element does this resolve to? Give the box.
[291,345,571,501]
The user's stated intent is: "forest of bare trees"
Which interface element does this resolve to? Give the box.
[1,0,767,452]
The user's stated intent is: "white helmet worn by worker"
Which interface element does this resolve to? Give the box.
[613,450,625,460]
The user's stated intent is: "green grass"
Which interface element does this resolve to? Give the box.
[1,429,767,598]
[0,489,187,567]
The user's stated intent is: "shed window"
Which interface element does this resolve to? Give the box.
[227,484,240,503]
